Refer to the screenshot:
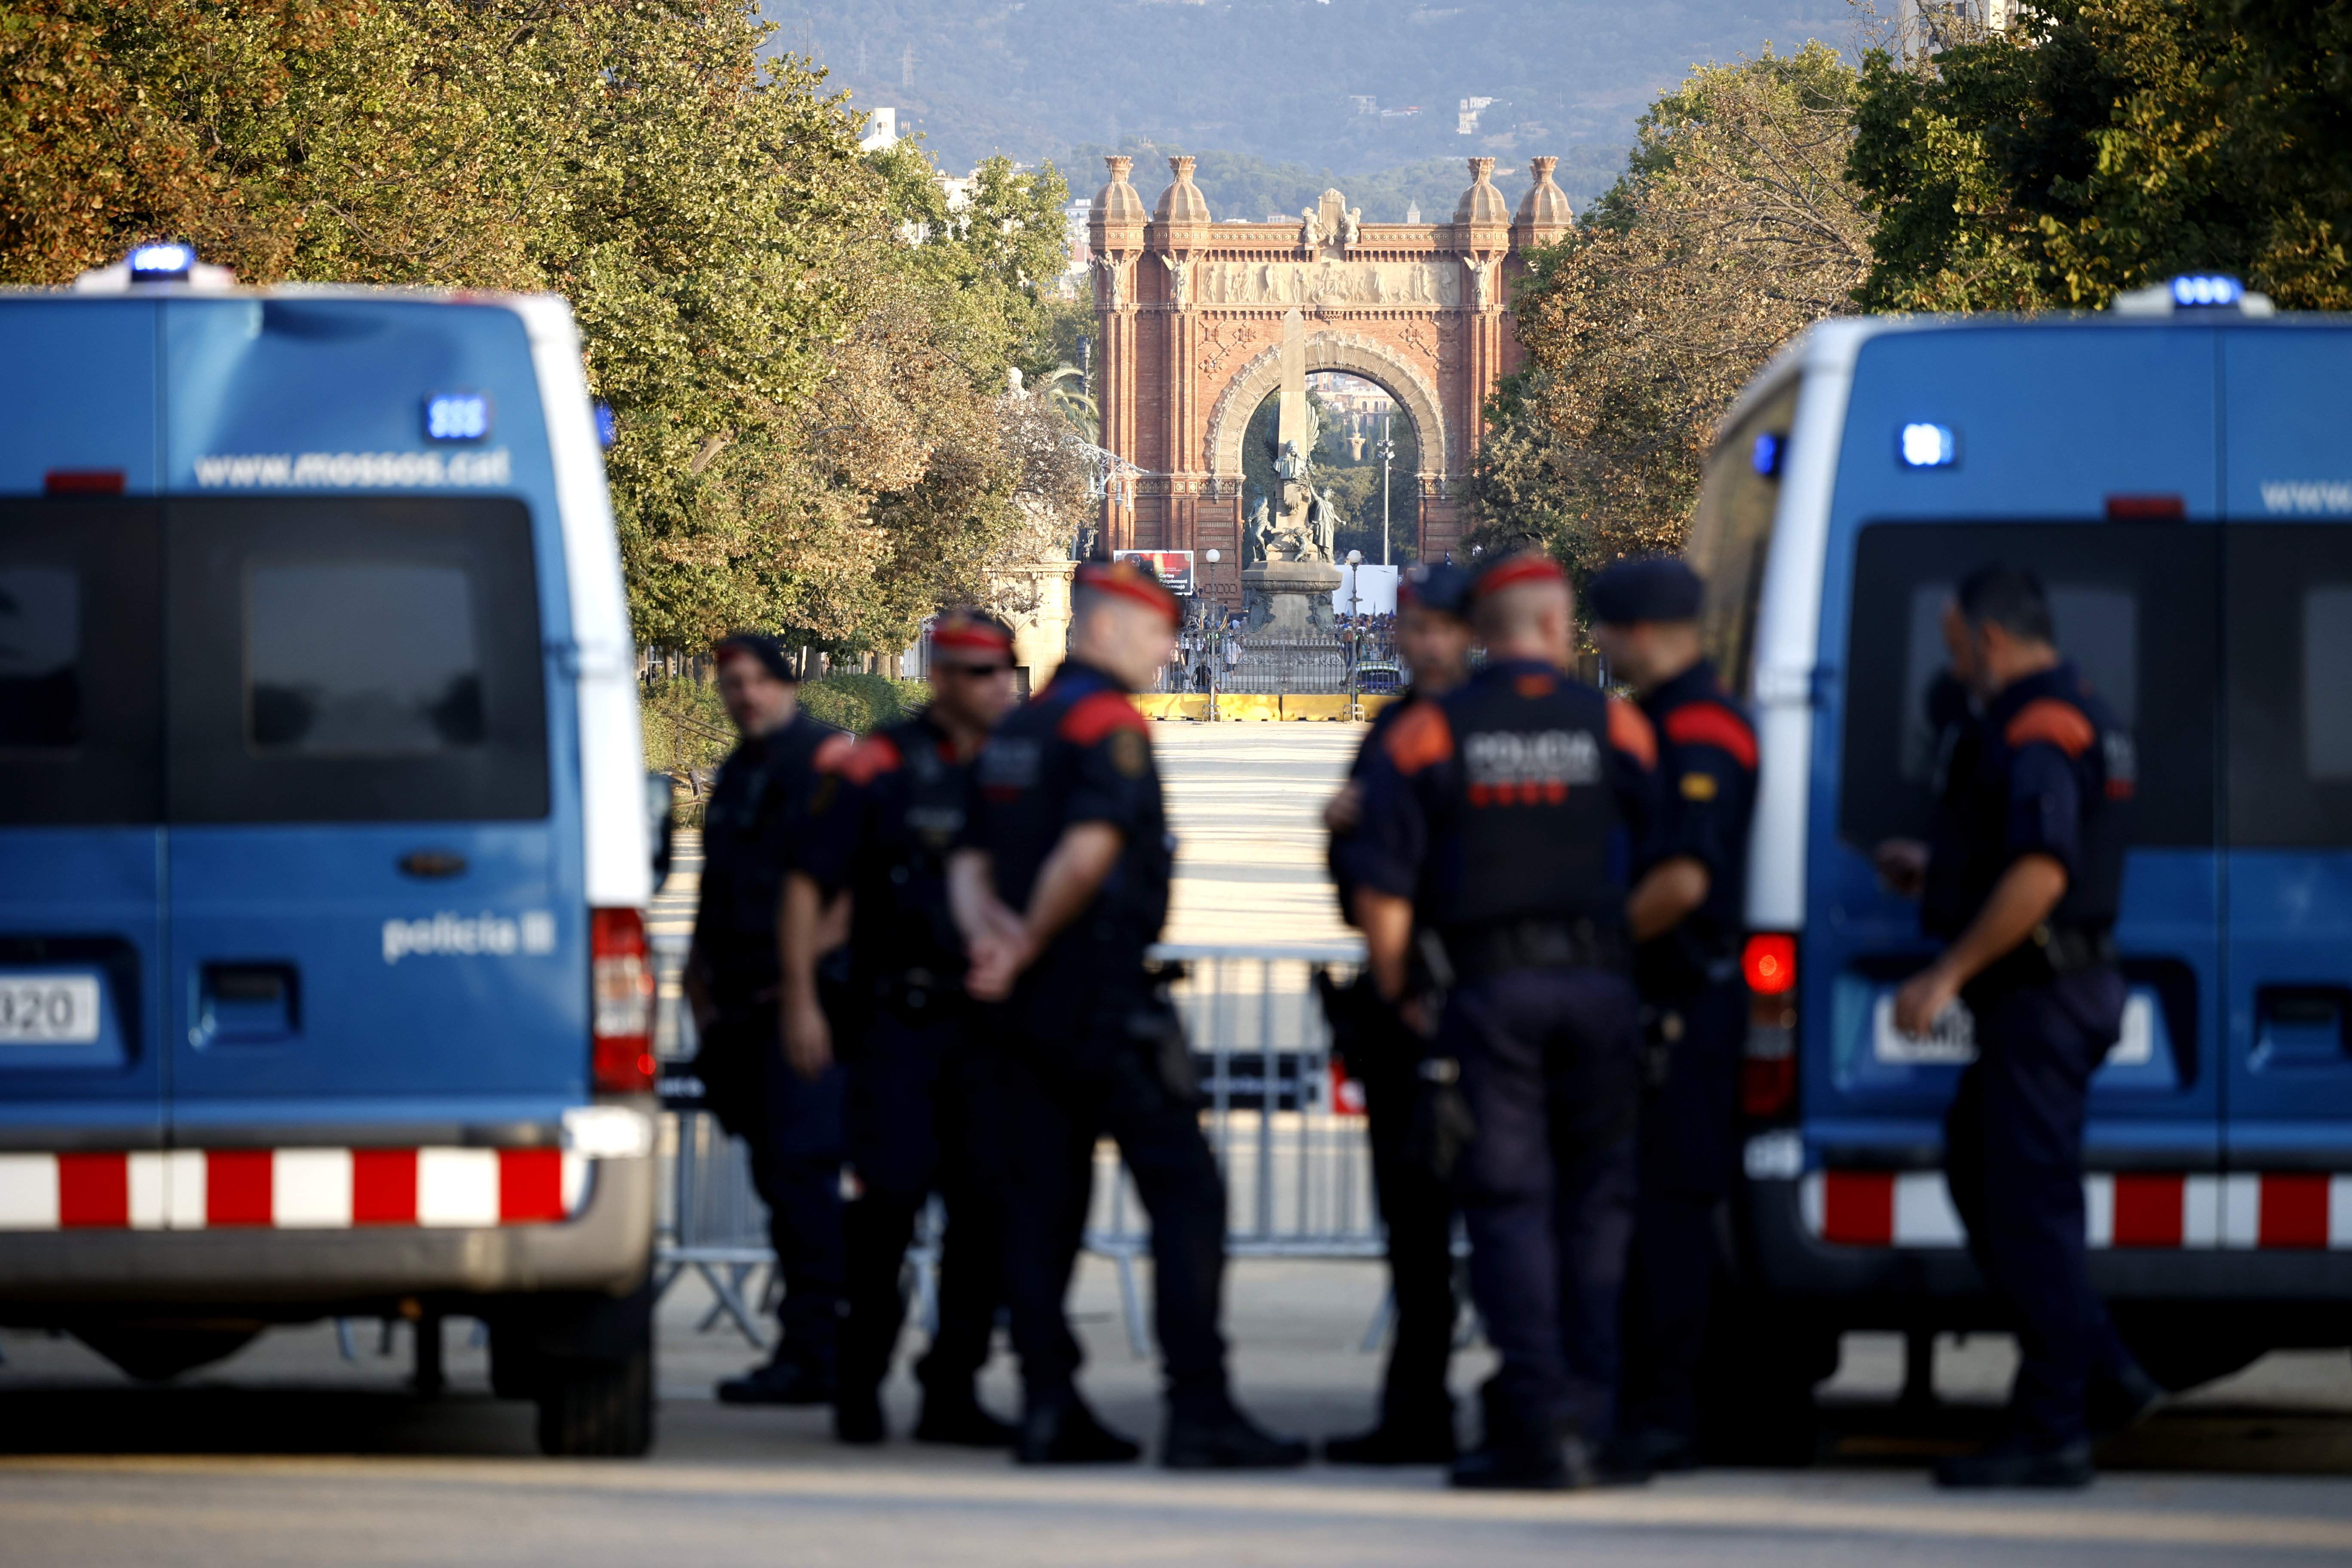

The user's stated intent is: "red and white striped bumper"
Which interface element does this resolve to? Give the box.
[1802,1170,2352,1250]
[0,1147,590,1232]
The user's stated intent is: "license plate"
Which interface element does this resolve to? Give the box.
[1872,992,2155,1067]
[0,974,102,1044]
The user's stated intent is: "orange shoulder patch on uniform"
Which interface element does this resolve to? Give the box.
[2004,698,2096,758]
[1059,688,1149,746]
[1607,696,1658,770]
[812,732,857,772]
[828,733,902,787]
[1381,701,1455,775]
[1663,701,1757,770]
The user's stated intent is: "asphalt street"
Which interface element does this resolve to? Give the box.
[3,723,2348,1566]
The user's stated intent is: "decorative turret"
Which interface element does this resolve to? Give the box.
[1153,155,1212,228]
[1452,156,1511,227]
[1090,155,1146,312]
[1512,156,1574,247]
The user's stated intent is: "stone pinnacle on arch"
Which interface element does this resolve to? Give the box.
[1153,155,1212,227]
[1453,156,1510,227]
[1091,155,1145,227]
[1513,156,1573,245]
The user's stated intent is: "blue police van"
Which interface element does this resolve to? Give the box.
[1685,277,2352,1441]
[0,246,665,1454]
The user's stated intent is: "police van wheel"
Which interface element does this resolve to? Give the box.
[534,1341,655,1458]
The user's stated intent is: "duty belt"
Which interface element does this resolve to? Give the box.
[1971,923,2118,1000]
[1442,917,1629,981]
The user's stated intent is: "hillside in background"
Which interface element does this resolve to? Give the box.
[760,0,1854,211]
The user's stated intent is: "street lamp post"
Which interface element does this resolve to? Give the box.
[1376,414,1397,566]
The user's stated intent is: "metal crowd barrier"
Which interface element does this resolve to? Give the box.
[649,935,1387,1356]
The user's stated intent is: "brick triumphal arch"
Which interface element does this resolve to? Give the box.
[1086,153,1573,604]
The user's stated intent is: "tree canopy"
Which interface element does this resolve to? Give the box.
[1850,1,2352,311]
[1471,43,1868,576]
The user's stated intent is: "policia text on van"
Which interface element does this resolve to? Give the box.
[0,245,670,1456]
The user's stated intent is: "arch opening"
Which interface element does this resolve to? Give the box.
[1239,372,1422,566]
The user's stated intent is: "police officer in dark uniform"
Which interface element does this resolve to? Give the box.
[781,610,1025,1448]
[950,559,1306,1470]
[683,632,848,1406]
[1349,549,1662,1490]
[1586,558,1759,1474]
[1319,562,1476,1466]
[1888,565,2159,1488]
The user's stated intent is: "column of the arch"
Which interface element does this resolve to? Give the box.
[1148,156,1211,575]
[1089,156,1147,553]
[1436,156,1511,564]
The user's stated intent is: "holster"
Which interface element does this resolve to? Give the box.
[1965,923,2119,1009]
[1404,1055,1476,1182]
[1123,989,1198,1106]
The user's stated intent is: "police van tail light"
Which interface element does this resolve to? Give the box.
[1740,932,1798,1121]
[590,907,656,1094]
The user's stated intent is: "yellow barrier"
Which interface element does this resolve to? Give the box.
[1127,692,1395,721]
[1358,693,1402,720]
[1130,693,1210,721]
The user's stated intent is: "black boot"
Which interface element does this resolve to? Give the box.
[1162,1400,1310,1471]
[1450,1433,1605,1492]
[717,1353,837,1407]
[1603,1424,1697,1476]
[2088,1362,2165,1441]
[1321,1408,1458,1466]
[1934,1435,2094,1489]
[833,1383,887,1445]
[915,1387,1019,1449]
[1016,1395,1143,1465]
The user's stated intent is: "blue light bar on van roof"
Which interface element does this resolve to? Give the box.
[1751,432,1784,478]
[1898,423,1957,469]
[424,392,492,443]
[126,242,196,282]
[2170,274,2243,308]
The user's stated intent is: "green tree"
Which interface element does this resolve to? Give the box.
[1472,43,1868,576]
[1850,1,2352,311]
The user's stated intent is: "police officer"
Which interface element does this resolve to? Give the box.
[683,632,847,1406]
[1888,565,2159,1488]
[950,559,1306,1470]
[1586,558,1758,1474]
[1349,549,1661,1490]
[1320,562,1476,1466]
[781,610,1024,1448]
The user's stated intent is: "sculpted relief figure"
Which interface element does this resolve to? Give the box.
[1094,256,1125,309]
[1299,207,1325,251]
[1162,254,1190,309]
[1341,207,1362,252]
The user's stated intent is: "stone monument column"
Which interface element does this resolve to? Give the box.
[1148,155,1211,565]
[1088,156,1145,552]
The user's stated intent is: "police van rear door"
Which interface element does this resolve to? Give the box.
[2218,324,2352,1204]
[1817,324,2225,1193]
[0,300,168,1163]
[159,299,590,1159]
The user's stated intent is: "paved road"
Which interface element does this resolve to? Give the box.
[4,724,2348,1565]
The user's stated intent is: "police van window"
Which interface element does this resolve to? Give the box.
[1841,523,2217,851]
[2224,526,2352,846]
[0,567,77,748]
[166,497,546,824]
[1684,376,1800,698]
[247,564,484,753]
[0,501,164,825]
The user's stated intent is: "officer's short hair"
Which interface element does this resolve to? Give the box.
[1955,564,2055,646]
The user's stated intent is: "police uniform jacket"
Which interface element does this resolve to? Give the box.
[796,708,972,1006]
[964,659,1170,991]
[1345,658,1662,955]
[1635,658,1758,998]
[1327,688,1430,913]
[1925,661,2135,990]
[692,709,842,1011]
